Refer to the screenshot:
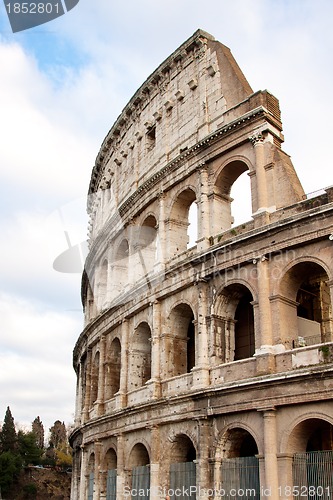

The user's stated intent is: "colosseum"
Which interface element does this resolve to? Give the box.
[70,30,333,500]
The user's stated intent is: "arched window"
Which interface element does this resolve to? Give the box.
[90,352,100,407]
[129,323,151,390]
[105,338,121,400]
[168,189,197,257]
[111,239,129,300]
[169,304,195,377]
[219,428,260,499]
[290,419,333,494]
[215,284,255,363]
[280,262,332,348]
[170,434,196,500]
[104,448,117,500]
[213,160,251,235]
[129,444,150,500]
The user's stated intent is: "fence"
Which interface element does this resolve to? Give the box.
[220,456,260,499]
[293,451,333,499]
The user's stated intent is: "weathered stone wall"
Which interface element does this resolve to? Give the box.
[71,30,333,500]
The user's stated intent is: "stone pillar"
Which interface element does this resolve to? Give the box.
[83,349,92,423]
[256,257,273,348]
[277,453,294,499]
[149,301,161,399]
[79,445,87,500]
[196,420,211,499]
[150,426,160,496]
[262,409,279,499]
[117,434,126,500]
[74,361,82,426]
[93,441,102,500]
[97,335,106,415]
[249,131,268,212]
[117,319,129,408]
[198,163,210,251]
[192,281,210,388]
[157,192,167,266]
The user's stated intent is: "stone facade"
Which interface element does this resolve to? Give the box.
[70,30,333,500]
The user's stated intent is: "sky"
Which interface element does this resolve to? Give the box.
[0,0,332,435]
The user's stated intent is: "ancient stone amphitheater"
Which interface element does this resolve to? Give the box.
[70,30,333,500]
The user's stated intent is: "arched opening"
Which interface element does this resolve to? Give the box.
[169,304,195,377]
[215,284,255,363]
[87,453,95,500]
[168,188,197,257]
[290,419,333,496]
[112,239,129,299]
[213,160,250,235]
[220,428,260,499]
[129,322,151,390]
[230,170,252,227]
[90,352,100,407]
[187,201,198,249]
[129,444,150,500]
[98,259,108,311]
[104,448,117,500]
[134,215,158,279]
[280,262,332,348]
[170,434,196,500]
[105,338,121,400]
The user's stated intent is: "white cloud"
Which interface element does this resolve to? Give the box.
[0,0,332,438]
[0,291,79,431]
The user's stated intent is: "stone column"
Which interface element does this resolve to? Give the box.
[93,441,102,500]
[79,445,87,500]
[150,426,160,496]
[149,301,161,399]
[196,420,211,499]
[74,361,82,426]
[256,257,273,347]
[198,163,210,251]
[192,281,210,388]
[116,434,126,499]
[256,257,275,374]
[83,349,92,423]
[262,408,279,499]
[117,319,129,408]
[249,131,268,212]
[157,192,167,266]
[97,335,106,415]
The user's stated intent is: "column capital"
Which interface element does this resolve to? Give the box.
[249,130,265,146]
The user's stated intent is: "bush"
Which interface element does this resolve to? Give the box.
[23,483,38,498]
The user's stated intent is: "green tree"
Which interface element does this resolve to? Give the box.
[18,431,42,466]
[32,416,44,450]
[0,407,17,453]
[0,451,21,494]
[49,420,66,449]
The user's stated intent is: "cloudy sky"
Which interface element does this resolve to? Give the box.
[0,0,332,435]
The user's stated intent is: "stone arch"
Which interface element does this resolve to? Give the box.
[283,414,333,455]
[215,425,260,497]
[217,425,260,459]
[128,442,150,498]
[111,238,130,298]
[168,187,197,256]
[170,433,197,462]
[277,259,333,347]
[90,351,100,407]
[129,322,152,390]
[212,158,253,234]
[169,433,197,498]
[87,452,95,500]
[98,258,108,311]
[214,282,255,363]
[102,448,117,499]
[168,303,196,377]
[105,337,121,400]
